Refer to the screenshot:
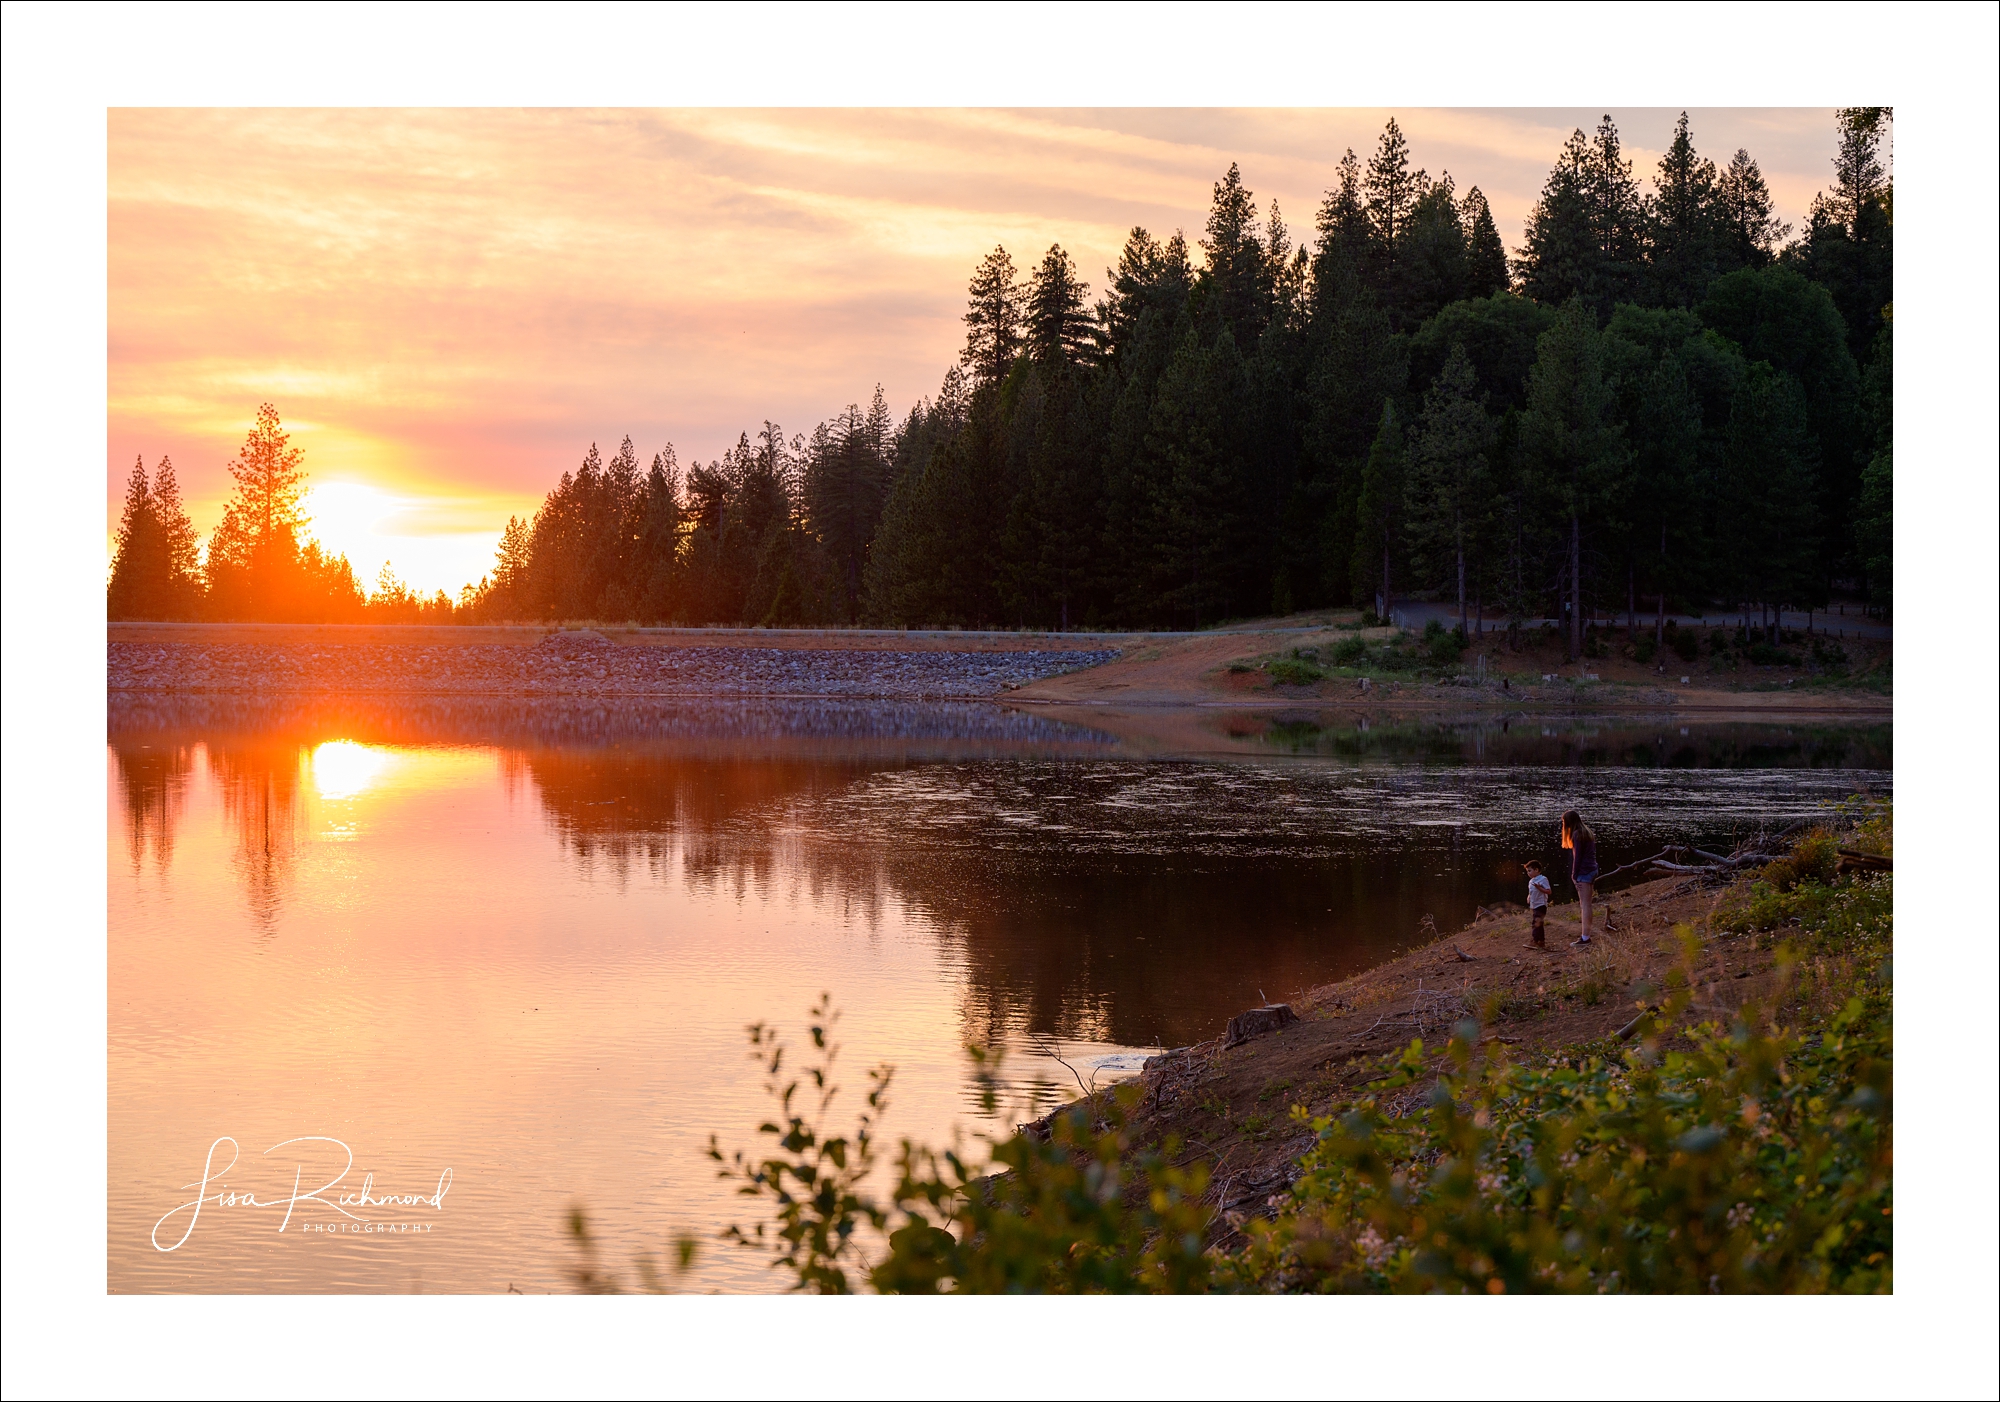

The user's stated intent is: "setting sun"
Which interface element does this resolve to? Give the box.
[293,479,509,598]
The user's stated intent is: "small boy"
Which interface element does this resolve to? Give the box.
[1523,860,1552,948]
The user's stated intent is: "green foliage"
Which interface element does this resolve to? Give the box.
[1422,619,1465,666]
[1669,627,1701,663]
[1230,956,1891,1293]
[565,1207,701,1294]
[1267,656,1325,686]
[709,1002,1216,1294]
[1331,635,1368,665]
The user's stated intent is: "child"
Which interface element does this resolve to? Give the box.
[1523,860,1551,948]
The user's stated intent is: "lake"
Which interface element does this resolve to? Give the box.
[107,697,1889,1293]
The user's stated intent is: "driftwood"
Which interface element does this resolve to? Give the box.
[1596,843,1787,888]
[1615,1005,1663,1042]
[1837,848,1893,873]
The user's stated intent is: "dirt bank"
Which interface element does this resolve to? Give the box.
[1091,867,1820,1229]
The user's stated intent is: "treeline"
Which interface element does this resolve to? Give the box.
[107,404,457,623]
[110,110,1893,644]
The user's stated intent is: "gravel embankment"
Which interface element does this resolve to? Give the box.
[108,630,1120,700]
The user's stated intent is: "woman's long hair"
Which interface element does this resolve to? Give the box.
[1560,808,1594,848]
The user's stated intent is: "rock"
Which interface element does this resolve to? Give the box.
[1223,1003,1298,1049]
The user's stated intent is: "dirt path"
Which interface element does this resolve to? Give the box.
[1009,620,1891,715]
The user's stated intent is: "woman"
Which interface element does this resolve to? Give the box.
[1560,809,1599,946]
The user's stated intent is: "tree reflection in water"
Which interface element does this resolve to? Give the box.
[108,697,1890,1046]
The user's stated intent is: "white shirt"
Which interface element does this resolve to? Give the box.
[1527,874,1552,909]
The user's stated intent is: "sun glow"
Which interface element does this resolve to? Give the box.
[311,740,398,801]
[296,480,507,598]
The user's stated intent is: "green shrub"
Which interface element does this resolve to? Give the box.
[1425,626,1465,666]
[1670,629,1701,663]
[1810,638,1850,674]
[1228,961,1891,1294]
[1331,636,1367,665]
[1268,657,1324,686]
[1633,634,1658,664]
[707,1000,1215,1294]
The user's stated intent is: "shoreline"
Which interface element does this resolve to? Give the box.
[1059,857,1881,1241]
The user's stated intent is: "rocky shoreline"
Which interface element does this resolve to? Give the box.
[108,628,1120,701]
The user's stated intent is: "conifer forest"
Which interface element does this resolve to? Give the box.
[109,110,1894,646]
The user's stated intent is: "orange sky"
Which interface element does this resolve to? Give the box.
[108,108,1843,596]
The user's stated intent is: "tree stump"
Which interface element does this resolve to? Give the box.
[1223,1003,1298,1049]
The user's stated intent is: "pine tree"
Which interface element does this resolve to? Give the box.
[1144,327,1252,627]
[1312,149,1374,319]
[107,456,161,620]
[486,515,534,619]
[1721,363,1823,620]
[805,398,892,619]
[1197,163,1272,345]
[1716,148,1788,271]
[1025,245,1094,373]
[1520,300,1630,660]
[150,456,201,618]
[1459,186,1510,298]
[1402,172,1468,325]
[636,446,682,621]
[1648,112,1722,307]
[1363,118,1430,324]
[961,246,1024,386]
[206,403,310,619]
[1352,401,1407,619]
[1797,108,1894,360]
[1517,118,1646,317]
[1404,343,1493,636]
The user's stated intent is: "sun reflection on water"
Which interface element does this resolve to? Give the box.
[310,739,398,801]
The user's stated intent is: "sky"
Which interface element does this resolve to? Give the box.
[109,107,1846,596]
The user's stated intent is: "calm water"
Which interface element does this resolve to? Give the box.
[107,698,1889,1293]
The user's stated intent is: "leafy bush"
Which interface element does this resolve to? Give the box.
[1748,641,1797,667]
[1810,638,1849,674]
[1268,657,1324,686]
[1228,953,1891,1294]
[1425,625,1466,666]
[1670,628,1701,663]
[1331,636,1367,665]
[1632,634,1657,664]
[708,999,1215,1294]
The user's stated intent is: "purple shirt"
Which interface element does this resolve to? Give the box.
[1571,835,1598,883]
